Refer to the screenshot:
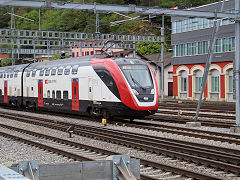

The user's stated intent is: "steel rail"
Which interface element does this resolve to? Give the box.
[0,124,219,180]
[0,112,240,174]
[157,110,235,120]
[158,105,235,114]
[0,110,238,143]
[146,114,234,128]
[159,101,235,110]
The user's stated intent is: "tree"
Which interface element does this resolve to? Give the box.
[0,8,11,29]
[1,59,11,67]
[15,9,39,30]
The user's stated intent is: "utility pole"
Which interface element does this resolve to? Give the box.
[161,15,165,100]
[39,9,41,31]
[194,0,224,122]
[95,13,99,33]
[235,0,240,127]
[11,8,15,65]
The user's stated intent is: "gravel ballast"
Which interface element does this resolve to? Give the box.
[0,107,239,179]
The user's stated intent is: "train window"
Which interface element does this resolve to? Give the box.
[7,74,9,78]
[39,70,44,76]
[74,87,76,101]
[45,69,50,76]
[104,71,113,87]
[14,72,18,78]
[26,71,30,77]
[72,65,78,74]
[98,71,113,87]
[51,68,57,76]
[4,74,6,78]
[56,90,61,99]
[0,74,2,78]
[47,90,50,98]
[40,87,42,99]
[64,66,71,75]
[63,91,68,100]
[52,90,55,99]
[10,73,13,78]
[57,67,63,75]
[32,71,36,77]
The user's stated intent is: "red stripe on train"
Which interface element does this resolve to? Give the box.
[91,58,158,111]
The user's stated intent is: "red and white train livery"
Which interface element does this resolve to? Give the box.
[0,55,159,120]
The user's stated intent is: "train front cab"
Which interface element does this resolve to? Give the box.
[91,57,159,119]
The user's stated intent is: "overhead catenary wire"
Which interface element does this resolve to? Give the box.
[194,0,225,122]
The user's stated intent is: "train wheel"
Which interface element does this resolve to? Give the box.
[102,109,111,121]
[89,107,96,118]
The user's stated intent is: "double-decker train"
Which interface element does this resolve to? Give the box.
[0,55,158,120]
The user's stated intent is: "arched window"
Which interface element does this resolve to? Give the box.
[195,70,203,92]
[228,69,233,93]
[211,69,219,92]
[181,71,187,92]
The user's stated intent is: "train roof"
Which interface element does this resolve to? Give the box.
[0,55,146,72]
[111,57,146,66]
[0,63,29,73]
[27,55,106,70]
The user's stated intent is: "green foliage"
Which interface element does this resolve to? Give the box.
[15,9,39,30]
[0,8,11,29]
[1,59,11,67]
[1,0,218,57]
[52,54,71,60]
[136,41,169,56]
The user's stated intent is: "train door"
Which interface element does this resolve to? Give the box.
[88,78,93,100]
[72,78,79,111]
[4,81,7,103]
[38,80,43,107]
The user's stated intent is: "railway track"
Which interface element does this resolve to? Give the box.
[160,99,235,108]
[157,109,235,120]
[158,105,235,114]
[0,110,239,179]
[145,114,235,128]
[0,108,238,143]
[158,101,236,121]
[159,100,235,115]
[118,119,240,145]
[0,123,215,180]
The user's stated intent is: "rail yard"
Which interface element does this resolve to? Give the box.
[1,0,240,179]
[0,100,239,180]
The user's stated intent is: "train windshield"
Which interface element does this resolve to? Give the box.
[120,65,153,88]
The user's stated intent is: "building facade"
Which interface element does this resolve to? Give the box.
[172,0,235,101]
[144,53,173,97]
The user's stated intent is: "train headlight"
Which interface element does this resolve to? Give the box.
[150,89,155,94]
[132,89,139,95]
